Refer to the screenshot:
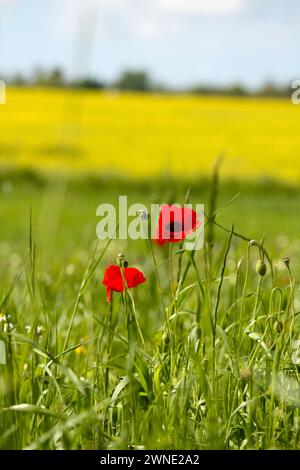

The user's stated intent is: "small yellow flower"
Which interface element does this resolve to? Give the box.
[75,345,87,356]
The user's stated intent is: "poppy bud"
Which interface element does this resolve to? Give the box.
[282,257,290,268]
[276,320,283,333]
[256,259,266,276]
[123,261,128,268]
[116,254,125,267]
[162,331,170,345]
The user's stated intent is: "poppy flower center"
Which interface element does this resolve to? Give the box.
[165,221,183,233]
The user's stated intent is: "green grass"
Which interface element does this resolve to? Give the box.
[1,170,300,449]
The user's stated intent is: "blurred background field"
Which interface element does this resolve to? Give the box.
[1,88,300,180]
[1,168,300,271]
[1,87,300,263]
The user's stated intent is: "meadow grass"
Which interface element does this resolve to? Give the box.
[1,171,300,449]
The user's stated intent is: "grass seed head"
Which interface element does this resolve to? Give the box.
[282,257,290,268]
[138,209,149,220]
[239,368,252,382]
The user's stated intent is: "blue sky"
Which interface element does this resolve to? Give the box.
[0,0,299,88]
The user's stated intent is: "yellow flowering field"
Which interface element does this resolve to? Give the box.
[1,87,300,181]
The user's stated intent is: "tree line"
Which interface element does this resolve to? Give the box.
[1,67,294,97]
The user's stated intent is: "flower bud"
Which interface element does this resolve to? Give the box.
[256,259,266,277]
[116,254,125,267]
[276,320,283,333]
[239,368,252,382]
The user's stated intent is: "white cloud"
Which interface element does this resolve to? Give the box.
[136,19,181,38]
[55,0,121,35]
[158,0,245,15]
[136,22,161,38]
[54,0,249,40]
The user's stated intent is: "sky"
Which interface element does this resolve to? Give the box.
[0,0,299,88]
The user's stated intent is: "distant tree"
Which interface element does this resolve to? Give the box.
[189,85,212,95]
[47,67,65,87]
[32,67,48,86]
[152,81,167,93]
[190,83,248,96]
[32,67,65,87]
[227,83,248,96]
[115,70,151,91]
[10,73,27,86]
[257,82,281,97]
[71,77,106,89]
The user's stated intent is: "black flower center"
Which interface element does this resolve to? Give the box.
[165,221,183,233]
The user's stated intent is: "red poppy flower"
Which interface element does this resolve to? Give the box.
[102,264,146,302]
[155,204,200,245]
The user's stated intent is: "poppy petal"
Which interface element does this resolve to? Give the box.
[155,204,201,245]
[102,264,146,302]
